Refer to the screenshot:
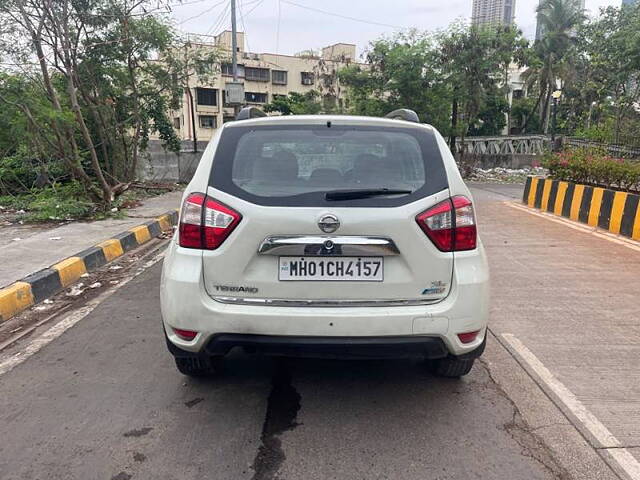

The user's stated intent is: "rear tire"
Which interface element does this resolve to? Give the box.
[174,356,222,377]
[429,332,487,378]
[428,356,475,378]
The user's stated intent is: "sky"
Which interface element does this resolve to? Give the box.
[169,0,621,57]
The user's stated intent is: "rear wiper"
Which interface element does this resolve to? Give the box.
[325,188,413,201]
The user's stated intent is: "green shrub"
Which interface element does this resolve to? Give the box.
[0,147,67,196]
[0,182,95,222]
[542,148,640,193]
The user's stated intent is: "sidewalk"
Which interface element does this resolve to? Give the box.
[471,185,640,479]
[0,190,183,288]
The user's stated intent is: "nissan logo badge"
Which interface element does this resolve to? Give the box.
[318,214,340,233]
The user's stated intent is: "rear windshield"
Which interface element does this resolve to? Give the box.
[209,124,448,207]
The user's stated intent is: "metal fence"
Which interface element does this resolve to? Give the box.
[563,137,640,159]
[457,135,640,159]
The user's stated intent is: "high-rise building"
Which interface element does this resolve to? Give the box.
[535,0,585,41]
[471,0,516,26]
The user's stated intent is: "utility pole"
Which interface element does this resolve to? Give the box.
[224,0,244,118]
[231,0,240,116]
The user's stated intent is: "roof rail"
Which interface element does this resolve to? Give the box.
[236,106,267,121]
[384,109,419,123]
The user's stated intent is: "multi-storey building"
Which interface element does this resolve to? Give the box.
[471,0,516,27]
[171,31,358,142]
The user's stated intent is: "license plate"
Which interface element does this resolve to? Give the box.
[279,256,383,281]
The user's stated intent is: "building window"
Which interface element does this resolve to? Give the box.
[272,70,288,85]
[196,88,217,106]
[221,63,245,77]
[301,72,314,85]
[199,115,217,129]
[245,92,267,103]
[245,67,270,82]
[512,89,524,100]
[173,117,181,129]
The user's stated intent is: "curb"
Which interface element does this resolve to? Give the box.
[523,176,640,240]
[0,211,179,323]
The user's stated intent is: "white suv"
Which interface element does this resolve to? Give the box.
[161,108,489,378]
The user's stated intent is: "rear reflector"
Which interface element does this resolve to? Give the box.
[457,330,480,344]
[173,328,198,341]
[179,193,242,249]
[415,196,477,251]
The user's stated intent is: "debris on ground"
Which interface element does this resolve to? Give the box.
[66,283,85,297]
[0,236,166,346]
[468,166,547,183]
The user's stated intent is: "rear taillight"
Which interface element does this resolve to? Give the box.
[178,193,241,249]
[416,196,477,252]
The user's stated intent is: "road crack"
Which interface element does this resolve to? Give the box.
[251,359,301,480]
[480,357,571,480]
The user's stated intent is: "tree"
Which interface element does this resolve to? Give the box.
[468,88,510,136]
[263,91,322,115]
[573,4,640,143]
[0,0,217,206]
[338,30,451,132]
[510,97,542,133]
[338,26,525,149]
[438,24,526,149]
[523,0,585,132]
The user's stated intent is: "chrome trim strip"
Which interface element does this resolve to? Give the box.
[211,296,441,307]
[258,235,400,256]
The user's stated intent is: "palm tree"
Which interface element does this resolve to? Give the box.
[523,0,585,132]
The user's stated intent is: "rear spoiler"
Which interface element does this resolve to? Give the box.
[385,109,419,123]
[236,106,267,121]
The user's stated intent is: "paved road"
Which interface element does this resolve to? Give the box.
[0,182,635,480]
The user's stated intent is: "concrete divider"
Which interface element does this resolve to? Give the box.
[0,211,179,323]
[523,176,640,240]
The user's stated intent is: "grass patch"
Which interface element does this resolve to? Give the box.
[0,183,94,222]
[0,182,179,223]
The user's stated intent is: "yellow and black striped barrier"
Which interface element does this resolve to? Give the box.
[523,176,640,240]
[0,211,178,323]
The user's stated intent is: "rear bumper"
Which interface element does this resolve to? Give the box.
[161,242,490,358]
[167,332,487,360]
